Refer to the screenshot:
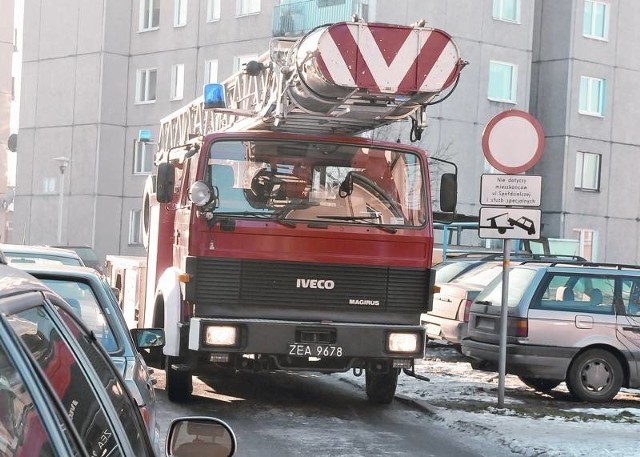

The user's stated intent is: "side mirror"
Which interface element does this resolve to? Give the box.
[156,162,175,203]
[439,173,457,213]
[338,172,354,198]
[131,328,165,349]
[167,417,237,457]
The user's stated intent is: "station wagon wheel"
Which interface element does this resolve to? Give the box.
[566,349,623,403]
[518,376,561,393]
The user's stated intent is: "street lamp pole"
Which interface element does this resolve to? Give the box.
[54,157,70,244]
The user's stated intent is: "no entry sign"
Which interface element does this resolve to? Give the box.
[481,110,545,174]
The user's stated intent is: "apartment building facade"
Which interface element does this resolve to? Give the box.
[10,0,637,263]
[0,0,16,243]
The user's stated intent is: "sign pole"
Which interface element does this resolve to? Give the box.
[480,109,545,408]
[497,239,511,408]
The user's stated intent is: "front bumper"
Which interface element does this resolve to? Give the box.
[188,318,425,369]
[460,338,576,379]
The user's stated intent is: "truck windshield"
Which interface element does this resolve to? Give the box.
[207,139,427,227]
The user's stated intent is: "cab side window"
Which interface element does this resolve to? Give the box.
[8,306,124,457]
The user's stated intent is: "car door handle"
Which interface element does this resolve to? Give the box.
[622,326,640,333]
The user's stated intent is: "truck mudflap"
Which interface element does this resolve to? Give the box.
[187,318,425,371]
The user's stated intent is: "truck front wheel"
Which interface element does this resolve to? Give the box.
[365,368,399,404]
[165,356,193,402]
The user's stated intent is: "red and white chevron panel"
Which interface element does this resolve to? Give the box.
[311,22,461,95]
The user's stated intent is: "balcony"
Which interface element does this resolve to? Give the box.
[273,0,369,37]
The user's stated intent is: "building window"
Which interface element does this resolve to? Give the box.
[207,0,220,22]
[43,178,56,194]
[139,0,160,31]
[135,68,157,103]
[579,76,606,116]
[236,0,260,16]
[129,210,143,245]
[318,0,346,6]
[233,54,259,73]
[488,61,517,103]
[573,228,598,261]
[583,0,609,40]
[174,0,188,27]
[170,64,185,100]
[134,140,154,174]
[492,0,520,23]
[13,28,18,51]
[204,59,219,84]
[575,151,601,191]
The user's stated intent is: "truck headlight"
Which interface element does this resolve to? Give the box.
[189,181,214,207]
[387,332,420,353]
[204,326,238,346]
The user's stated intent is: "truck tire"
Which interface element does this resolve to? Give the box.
[518,376,561,393]
[165,356,193,402]
[365,368,399,404]
[566,349,623,402]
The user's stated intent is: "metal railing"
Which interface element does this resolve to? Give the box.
[272,0,368,37]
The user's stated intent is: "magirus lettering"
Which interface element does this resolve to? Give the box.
[296,278,335,289]
[349,299,380,306]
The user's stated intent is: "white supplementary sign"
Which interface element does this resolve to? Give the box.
[480,174,541,207]
[479,207,541,240]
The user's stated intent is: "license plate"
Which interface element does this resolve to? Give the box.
[288,344,344,358]
[476,316,496,331]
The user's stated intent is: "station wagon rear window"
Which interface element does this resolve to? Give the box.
[475,267,537,307]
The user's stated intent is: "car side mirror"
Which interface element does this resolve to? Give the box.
[156,162,175,203]
[167,417,237,457]
[131,328,165,349]
[439,173,457,213]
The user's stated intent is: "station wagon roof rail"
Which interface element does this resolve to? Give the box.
[531,261,640,270]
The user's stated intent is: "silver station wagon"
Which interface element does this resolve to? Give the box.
[461,262,640,402]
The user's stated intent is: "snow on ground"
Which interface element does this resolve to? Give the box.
[340,345,640,457]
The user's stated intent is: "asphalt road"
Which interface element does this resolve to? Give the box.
[154,367,519,457]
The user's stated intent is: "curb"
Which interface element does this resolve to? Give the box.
[339,374,442,415]
[394,393,442,416]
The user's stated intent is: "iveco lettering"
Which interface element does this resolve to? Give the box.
[296,279,335,289]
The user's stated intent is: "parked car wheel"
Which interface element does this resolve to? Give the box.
[518,376,561,393]
[365,368,399,404]
[166,356,193,402]
[566,349,623,402]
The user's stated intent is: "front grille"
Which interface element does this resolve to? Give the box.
[186,257,428,313]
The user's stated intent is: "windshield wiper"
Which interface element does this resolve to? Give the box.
[315,215,398,233]
[317,215,380,221]
[474,300,493,305]
[214,211,296,227]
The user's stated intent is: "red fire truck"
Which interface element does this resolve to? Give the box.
[106,20,464,403]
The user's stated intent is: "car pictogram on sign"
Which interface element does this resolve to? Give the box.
[507,216,536,235]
